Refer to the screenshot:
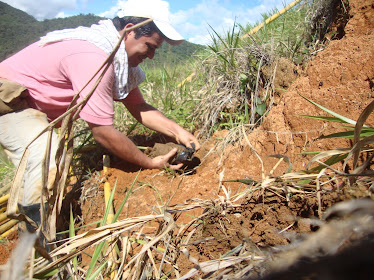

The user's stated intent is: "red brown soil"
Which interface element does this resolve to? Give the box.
[78,0,374,274]
[75,1,374,277]
[0,230,18,265]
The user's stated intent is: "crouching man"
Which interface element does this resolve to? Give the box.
[0,0,200,234]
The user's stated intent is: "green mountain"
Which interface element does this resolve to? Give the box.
[0,1,203,64]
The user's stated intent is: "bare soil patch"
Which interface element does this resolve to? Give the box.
[81,0,374,226]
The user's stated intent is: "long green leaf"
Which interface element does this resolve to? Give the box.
[87,260,109,280]
[69,205,78,272]
[112,171,140,223]
[86,181,117,277]
[298,115,348,123]
[308,154,348,173]
[86,241,106,278]
[319,130,374,139]
[306,148,350,170]
[33,267,61,279]
[298,93,357,125]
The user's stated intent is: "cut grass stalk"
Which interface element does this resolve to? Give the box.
[103,155,115,225]
[1,226,16,239]
[103,155,117,279]
[0,211,8,223]
[0,194,9,205]
[0,219,18,234]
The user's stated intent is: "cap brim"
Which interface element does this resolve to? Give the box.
[154,20,184,46]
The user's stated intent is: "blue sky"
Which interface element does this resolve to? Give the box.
[4,0,295,45]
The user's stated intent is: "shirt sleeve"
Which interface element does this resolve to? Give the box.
[122,87,146,105]
[60,51,115,125]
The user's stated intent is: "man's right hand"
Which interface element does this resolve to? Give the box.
[89,123,186,170]
[150,148,184,170]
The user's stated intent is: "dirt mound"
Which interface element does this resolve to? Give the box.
[82,0,373,219]
[77,0,374,275]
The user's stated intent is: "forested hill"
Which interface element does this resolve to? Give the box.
[0,1,203,64]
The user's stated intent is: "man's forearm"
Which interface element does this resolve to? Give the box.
[125,102,200,150]
[126,102,184,138]
[89,123,156,168]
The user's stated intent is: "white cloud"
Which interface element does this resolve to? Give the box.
[55,11,70,19]
[172,0,293,45]
[98,5,120,18]
[188,34,212,46]
[2,0,79,20]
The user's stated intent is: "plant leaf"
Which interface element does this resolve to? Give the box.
[298,115,348,123]
[306,148,350,170]
[298,93,357,125]
[256,103,267,116]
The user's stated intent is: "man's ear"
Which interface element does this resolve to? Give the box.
[122,23,135,38]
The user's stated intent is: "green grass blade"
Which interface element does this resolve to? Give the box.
[86,180,117,277]
[112,171,140,222]
[319,129,374,139]
[69,205,78,271]
[86,242,106,278]
[298,93,357,125]
[309,153,348,173]
[299,115,348,123]
[33,267,61,279]
[87,260,109,280]
[297,151,323,155]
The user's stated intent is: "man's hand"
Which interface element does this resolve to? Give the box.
[174,129,200,151]
[88,123,185,170]
[124,100,201,150]
[150,148,184,170]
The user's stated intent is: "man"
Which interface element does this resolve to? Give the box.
[0,0,200,229]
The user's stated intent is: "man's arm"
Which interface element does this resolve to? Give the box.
[88,123,183,169]
[122,88,200,150]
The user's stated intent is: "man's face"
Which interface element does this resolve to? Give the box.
[124,28,164,67]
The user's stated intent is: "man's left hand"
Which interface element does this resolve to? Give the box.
[175,129,200,151]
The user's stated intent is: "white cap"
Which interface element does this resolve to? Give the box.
[117,0,184,46]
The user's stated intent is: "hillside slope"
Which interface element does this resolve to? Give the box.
[79,0,374,276]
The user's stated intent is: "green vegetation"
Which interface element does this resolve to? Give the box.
[0,147,13,194]
[191,2,316,140]
[0,2,104,60]
[299,94,374,173]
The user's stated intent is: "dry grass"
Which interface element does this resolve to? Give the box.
[4,164,372,279]
[305,0,350,43]
[193,40,275,140]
